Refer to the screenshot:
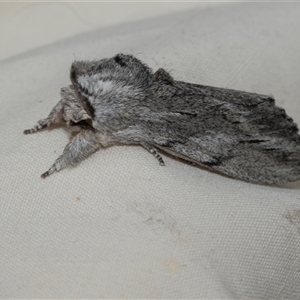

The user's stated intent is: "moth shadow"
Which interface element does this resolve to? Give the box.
[155,146,300,189]
[276,180,300,189]
[154,145,236,179]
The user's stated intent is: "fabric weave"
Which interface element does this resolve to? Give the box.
[1,3,300,298]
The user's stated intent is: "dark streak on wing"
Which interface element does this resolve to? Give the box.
[70,62,96,119]
[79,94,95,119]
[70,64,77,84]
[114,54,127,67]
[73,82,96,120]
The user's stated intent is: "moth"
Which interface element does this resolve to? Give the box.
[24,53,300,184]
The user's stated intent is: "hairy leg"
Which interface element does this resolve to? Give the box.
[24,100,64,134]
[41,129,100,178]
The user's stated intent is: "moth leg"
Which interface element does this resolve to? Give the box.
[41,129,100,178]
[24,100,64,134]
[140,142,165,166]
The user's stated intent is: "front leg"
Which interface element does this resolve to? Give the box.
[41,129,100,178]
[24,99,64,134]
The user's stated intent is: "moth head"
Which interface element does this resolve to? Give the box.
[69,54,154,132]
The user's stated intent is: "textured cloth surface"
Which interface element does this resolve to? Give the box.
[1,3,300,299]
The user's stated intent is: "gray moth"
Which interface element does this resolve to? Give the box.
[24,53,300,185]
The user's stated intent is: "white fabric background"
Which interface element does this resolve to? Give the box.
[1,2,300,299]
